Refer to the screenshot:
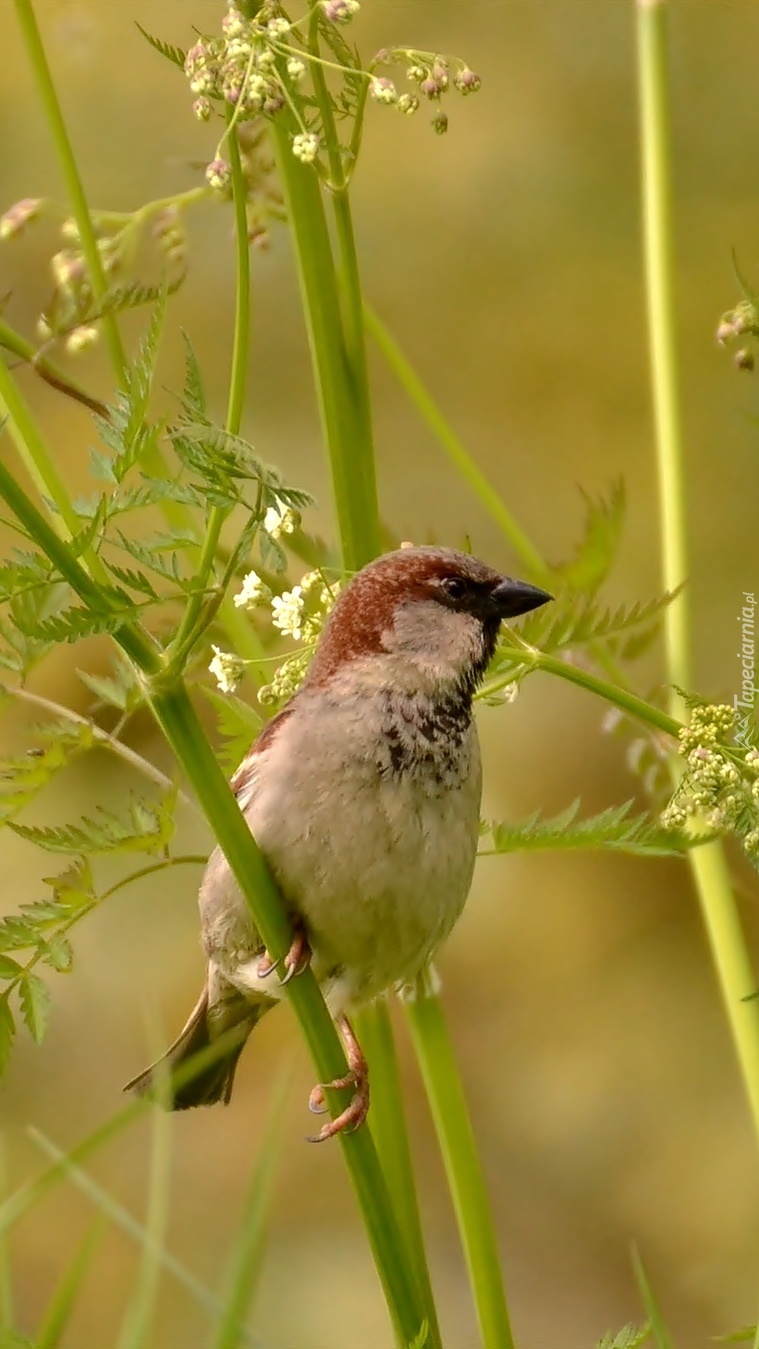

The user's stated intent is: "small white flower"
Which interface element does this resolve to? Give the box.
[0,197,40,241]
[292,132,320,164]
[256,48,276,69]
[268,16,291,36]
[396,93,419,115]
[205,158,232,193]
[271,586,305,640]
[209,645,246,694]
[287,57,306,81]
[321,0,360,22]
[234,570,271,609]
[264,500,299,538]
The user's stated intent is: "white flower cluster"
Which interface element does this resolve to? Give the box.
[258,569,341,706]
[233,570,271,609]
[660,703,759,862]
[292,132,320,165]
[264,500,299,539]
[209,645,247,694]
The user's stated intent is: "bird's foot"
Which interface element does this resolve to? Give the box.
[257,922,311,985]
[307,1015,370,1143]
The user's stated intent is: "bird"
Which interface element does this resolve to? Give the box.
[125,546,551,1140]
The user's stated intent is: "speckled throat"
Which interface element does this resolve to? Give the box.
[376,685,475,790]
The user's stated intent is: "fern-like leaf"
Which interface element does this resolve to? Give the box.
[9,789,177,857]
[480,800,696,857]
[19,972,51,1044]
[135,22,187,70]
[199,686,262,773]
[552,481,626,595]
[0,721,95,825]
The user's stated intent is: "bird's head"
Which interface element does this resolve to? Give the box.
[305,546,552,698]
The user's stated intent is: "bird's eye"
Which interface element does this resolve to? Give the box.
[440,576,467,601]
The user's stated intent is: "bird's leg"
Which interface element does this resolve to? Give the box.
[307,1014,370,1143]
[257,920,311,984]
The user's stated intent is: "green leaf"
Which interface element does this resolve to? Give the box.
[0,955,22,979]
[19,972,51,1044]
[596,1326,651,1349]
[0,720,95,825]
[199,686,262,775]
[40,935,74,974]
[135,23,187,70]
[9,791,177,857]
[631,1247,673,1349]
[480,800,696,857]
[15,602,138,645]
[179,332,206,419]
[552,481,626,595]
[0,996,15,1074]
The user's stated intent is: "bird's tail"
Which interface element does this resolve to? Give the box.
[124,982,268,1110]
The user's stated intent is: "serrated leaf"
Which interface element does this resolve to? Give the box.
[0,720,94,825]
[480,800,696,857]
[135,22,187,70]
[0,915,39,952]
[0,955,21,979]
[596,1326,650,1349]
[199,685,262,773]
[10,790,177,857]
[100,560,160,599]
[180,331,206,419]
[19,972,51,1044]
[15,603,137,645]
[0,997,15,1074]
[41,934,74,973]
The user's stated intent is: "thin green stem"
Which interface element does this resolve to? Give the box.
[0,355,86,544]
[363,304,547,580]
[637,0,759,1148]
[637,0,690,720]
[485,644,682,739]
[405,975,515,1349]
[13,0,127,382]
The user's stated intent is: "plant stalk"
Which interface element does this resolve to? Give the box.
[637,0,759,1145]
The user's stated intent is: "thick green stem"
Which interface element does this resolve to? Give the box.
[405,977,515,1349]
[637,0,759,1147]
[13,0,127,382]
[354,1001,441,1346]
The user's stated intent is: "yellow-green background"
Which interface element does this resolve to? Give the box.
[1,2,758,1346]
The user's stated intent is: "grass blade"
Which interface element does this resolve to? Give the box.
[36,1216,106,1349]
[209,1068,290,1349]
[631,1245,674,1349]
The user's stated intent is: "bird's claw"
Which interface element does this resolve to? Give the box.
[256,923,311,983]
[305,1015,370,1142]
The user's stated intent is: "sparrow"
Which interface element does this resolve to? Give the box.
[126,546,551,1139]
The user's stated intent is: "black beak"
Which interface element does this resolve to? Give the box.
[490,577,553,619]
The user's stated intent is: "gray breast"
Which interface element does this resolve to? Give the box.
[376,687,474,792]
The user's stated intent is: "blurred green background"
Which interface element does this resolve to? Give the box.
[1,1,759,1346]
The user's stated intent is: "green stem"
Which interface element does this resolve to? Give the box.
[637,0,690,718]
[363,304,547,580]
[487,645,682,738]
[271,117,381,570]
[13,0,127,383]
[405,975,515,1349]
[637,0,759,1146]
[354,1000,441,1347]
